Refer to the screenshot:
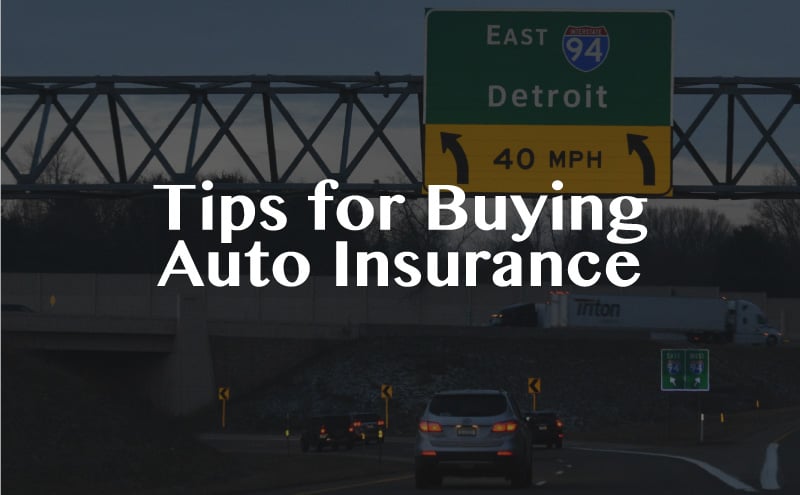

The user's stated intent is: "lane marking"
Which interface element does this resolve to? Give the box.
[535,480,547,487]
[760,443,780,490]
[760,425,800,490]
[292,474,413,495]
[773,425,800,444]
[572,447,757,492]
[555,470,564,476]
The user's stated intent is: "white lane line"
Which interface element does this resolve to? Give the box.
[760,443,781,490]
[555,470,564,476]
[535,480,547,487]
[572,447,757,493]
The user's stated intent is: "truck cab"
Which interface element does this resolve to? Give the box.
[727,300,782,346]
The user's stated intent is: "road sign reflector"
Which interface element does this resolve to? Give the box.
[528,377,541,394]
[218,386,230,401]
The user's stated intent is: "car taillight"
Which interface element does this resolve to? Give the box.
[491,420,519,433]
[319,426,327,435]
[420,450,437,456]
[419,420,443,432]
[496,450,514,456]
[353,421,362,427]
[348,425,354,432]
[555,419,564,428]
[377,419,385,427]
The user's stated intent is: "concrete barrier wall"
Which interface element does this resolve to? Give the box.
[2,273,797,334]
[2,273,42,311]
[312,278,367,324]
[96,274,153,317]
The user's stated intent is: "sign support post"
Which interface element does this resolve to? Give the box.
[218,386,230,429]
[381,384,393,430]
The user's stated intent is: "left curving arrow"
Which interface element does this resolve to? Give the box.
[441,132,469,184]
[626,134,655,186]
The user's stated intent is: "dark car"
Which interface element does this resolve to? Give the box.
[488,302,537,327]
[300,415,355,452]
[414,389,532,489]
[349,412,385,444]
[524,410,564,448]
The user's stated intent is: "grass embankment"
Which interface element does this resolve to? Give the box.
[2,350,222,494]
[1,348,406,495]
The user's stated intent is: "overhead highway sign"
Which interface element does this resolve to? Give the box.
[424,10,674,195]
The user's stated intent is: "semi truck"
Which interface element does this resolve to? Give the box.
[489,293,783,346]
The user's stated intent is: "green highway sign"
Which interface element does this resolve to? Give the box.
[661,349,710,392]
[424,10,673,194]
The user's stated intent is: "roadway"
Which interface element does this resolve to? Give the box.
[198,428,800,494]
[267,448,740,494]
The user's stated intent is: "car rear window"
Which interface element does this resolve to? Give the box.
[428,394,508,417]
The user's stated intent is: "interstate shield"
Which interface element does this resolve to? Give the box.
[562,25,610,72]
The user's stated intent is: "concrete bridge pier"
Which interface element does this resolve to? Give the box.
[149,291,216,415]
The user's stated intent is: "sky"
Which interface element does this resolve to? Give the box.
[2,0,799,223]
[3,0,799,77]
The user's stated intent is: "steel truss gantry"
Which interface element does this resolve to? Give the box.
[2,75,798,198]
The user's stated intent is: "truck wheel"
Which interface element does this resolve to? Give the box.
[766,335,778,347]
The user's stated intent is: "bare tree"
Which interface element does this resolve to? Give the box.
[367,198,472,256]
[643,206,732,254]
[19,140,85,185]
[752,168,800,248]
[2,142,86,224]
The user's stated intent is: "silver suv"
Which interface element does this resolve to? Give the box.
[414,389,532,489]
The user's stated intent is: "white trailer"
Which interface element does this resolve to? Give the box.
[540,293,782,346]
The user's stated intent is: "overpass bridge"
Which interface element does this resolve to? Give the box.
[3,272,799,416]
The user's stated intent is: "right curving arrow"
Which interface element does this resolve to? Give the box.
[626,134,655,186]
[440,132,469,184]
